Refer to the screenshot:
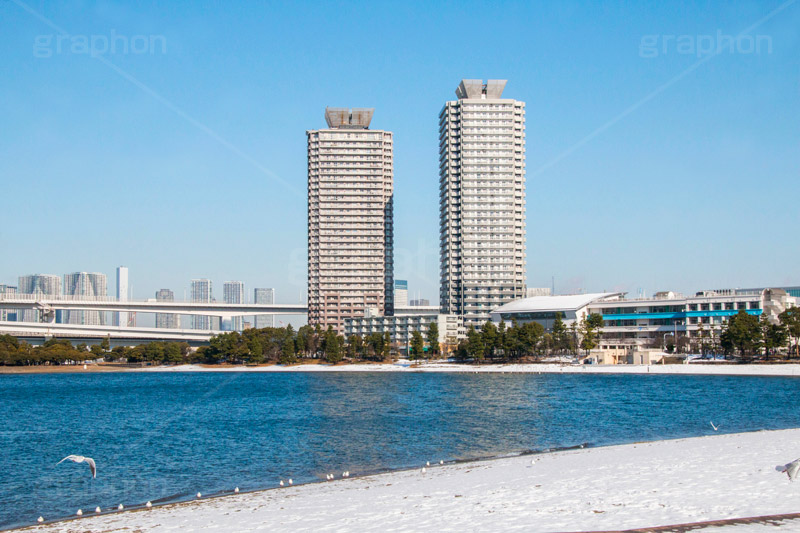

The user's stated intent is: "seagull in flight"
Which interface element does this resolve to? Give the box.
[710,421,720,431]
[776,459,800,481]
[57,455,96,478]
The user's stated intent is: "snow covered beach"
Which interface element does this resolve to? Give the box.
[23,429,800,532]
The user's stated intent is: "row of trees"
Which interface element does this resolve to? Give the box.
[715,308,800,358]
[195,324,389,365]
[0,335,194,366]
[0,321,444,367]
[455,313,604,362]
[196,321,444,365]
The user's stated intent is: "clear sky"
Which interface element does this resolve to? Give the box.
[1,0,798,307]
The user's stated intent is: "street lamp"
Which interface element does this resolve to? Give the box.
[663,332,675,353]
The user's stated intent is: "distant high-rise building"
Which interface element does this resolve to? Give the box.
[155,289,178,329]
[526,287,552,298]
[439,79,526,326]
[0,284,17,321]
[18,274,61,322]
[64,272,108,325]
[254,288,275,329]
[409,298,431,307]
[190,279,213,330]
[223,281,245,331]
[394,280,408,308]
[307,107,394,333]
[114,266,129,327]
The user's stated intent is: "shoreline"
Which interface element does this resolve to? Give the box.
[3,361,800,377]
[20,428,800,532]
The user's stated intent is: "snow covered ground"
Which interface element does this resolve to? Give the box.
[24,429,800,532]
[144,361,800,377]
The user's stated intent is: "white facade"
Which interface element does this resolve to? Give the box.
[17,274,61,322]
[63,272,108,325]
[155,288,178,329]
[307,107,394,333]
[491,288,798,361]
[344,313,465,352]
[114,266,129,327]
[254,288,275,329]
[190,279,214,330]
[223,281,245,331]
[439,79,526,327]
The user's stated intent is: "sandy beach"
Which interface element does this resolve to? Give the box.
[21,428,800,532]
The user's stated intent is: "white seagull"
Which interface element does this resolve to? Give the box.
[118,504,124,510]
[776,458,800,481]
[234,487,239,494]
[710,421,720,431]
[288,479,293,485]
[95,507,101,513]
[279,480,284,486]
[76,509,82,516]
[57,455,96,478]
[37,517,44,523]
[146,501,152,508]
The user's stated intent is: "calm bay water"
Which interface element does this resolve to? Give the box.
[1,371,800,529]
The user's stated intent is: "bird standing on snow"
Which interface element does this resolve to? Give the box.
[57,455,96,478]
[776,459,800,481]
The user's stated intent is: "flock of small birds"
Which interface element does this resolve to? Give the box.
[44,453,450,523]
[49,434,800,525]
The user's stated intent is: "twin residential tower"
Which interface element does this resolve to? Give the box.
[307,108,394,333]
[307,80,526,332]
[439,80,527,325]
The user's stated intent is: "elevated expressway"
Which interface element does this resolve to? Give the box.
[0,296,437,344]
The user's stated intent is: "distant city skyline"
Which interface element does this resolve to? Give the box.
[1,2,798,306]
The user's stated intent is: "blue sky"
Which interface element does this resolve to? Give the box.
[1,0,798,307]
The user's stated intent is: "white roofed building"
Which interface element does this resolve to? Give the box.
[490,292,624,330]
[490,288,797,363]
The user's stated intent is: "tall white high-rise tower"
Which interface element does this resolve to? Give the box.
[114,266,129,327]
[439,79,526,326]
[307,107,394,333]
[155,288,178,329]
[64,272,108,325]
[223,281,245,331]
[254,288,275,329]
[190,279,214,330]
[18,274,61,322]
